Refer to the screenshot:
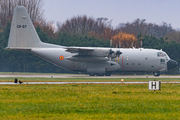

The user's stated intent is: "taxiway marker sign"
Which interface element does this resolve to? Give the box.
[148,81,161,90]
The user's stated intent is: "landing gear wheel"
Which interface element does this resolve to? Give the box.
[89,73,95,76]
[96,73,104,76]
[153,72,160,76]
[105,73,111,76]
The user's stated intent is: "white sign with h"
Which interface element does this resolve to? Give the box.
[148,81,161,90]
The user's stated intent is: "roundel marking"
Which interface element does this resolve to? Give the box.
[59,55,64,60]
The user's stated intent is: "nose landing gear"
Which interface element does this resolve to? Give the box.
[153,72,160,76]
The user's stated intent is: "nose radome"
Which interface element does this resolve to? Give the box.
[167,59,178,70]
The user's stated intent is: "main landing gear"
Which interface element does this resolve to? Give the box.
[89,73,95,76]
[89,72,112,76]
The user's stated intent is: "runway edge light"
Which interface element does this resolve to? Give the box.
[148,80,161,91]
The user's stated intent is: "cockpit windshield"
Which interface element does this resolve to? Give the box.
[157,52,169,60]
[157,52,167,57]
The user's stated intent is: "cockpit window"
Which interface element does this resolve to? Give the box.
[160,59,165,64]
[157,52,167,57]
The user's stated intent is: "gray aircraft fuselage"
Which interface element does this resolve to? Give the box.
[6,6,178,76]
[30,47,176,76]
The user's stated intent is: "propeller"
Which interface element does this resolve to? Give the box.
[109,49,114,55]
[108,49,114,60]
[116,50,122,58]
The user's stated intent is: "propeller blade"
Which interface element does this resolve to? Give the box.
[116,50,122,57]
[109,49,114,55]
[108,49,114,60]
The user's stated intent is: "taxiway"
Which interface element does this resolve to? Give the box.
[0,81,180,85]
[0,74,180,78]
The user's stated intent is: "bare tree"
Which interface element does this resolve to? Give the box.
[149,22,173,38]
[57,15,112,37]
[0,0,44,26]
[116,19,173,39]
[116,19,152,36]
[165,29,180,43]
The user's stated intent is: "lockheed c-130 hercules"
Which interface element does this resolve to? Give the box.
[6,6,178,76]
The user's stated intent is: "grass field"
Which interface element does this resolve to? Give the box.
[0,79,180,120]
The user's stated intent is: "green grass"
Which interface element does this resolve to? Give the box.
[0,83,180,119]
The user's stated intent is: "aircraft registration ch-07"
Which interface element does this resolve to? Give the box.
[17,25,27,28]
[6,6,178,76]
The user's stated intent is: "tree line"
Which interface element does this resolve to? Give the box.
[0,0,180,74]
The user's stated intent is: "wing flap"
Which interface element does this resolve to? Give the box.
[66,56,109,62]
[64,47,94,53]
[5,47,31,51]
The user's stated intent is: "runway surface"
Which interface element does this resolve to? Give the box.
[1,74,180,85]
[0,82,180,85]
[0,74,180,78]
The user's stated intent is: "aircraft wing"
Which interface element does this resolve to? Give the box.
[64,47,121,63]
[64,47,110,62]
[65,47,94,53]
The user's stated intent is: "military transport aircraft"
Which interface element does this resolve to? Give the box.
[6,6,178,76]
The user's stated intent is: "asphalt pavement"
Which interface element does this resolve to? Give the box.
[0,74,180,78]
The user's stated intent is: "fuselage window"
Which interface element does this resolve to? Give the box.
[160,59,165,64]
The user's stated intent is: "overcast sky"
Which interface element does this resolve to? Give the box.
[43,0,180,29]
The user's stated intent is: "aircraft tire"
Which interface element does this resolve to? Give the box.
[153,72,160,76]
[105,73,111,76]
[89,73,95,76]
[96,73,104,76]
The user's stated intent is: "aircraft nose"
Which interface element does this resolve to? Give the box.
[167,59,178,70]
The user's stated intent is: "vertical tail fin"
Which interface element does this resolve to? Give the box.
[7,6,62,49]
[7,6,43,49]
